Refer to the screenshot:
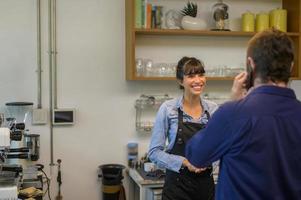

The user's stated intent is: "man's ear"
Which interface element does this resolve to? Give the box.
[247,57,256,70]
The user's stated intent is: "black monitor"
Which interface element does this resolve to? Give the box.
[53,109,75,125]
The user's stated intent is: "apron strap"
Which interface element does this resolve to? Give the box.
[177,108,184,126]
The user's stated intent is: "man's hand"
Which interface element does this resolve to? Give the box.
[231,72,248,100]
[182,159,206,173]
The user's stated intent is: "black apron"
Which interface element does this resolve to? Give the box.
[162,108,215,200]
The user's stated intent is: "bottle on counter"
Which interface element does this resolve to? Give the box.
[127,142,138,168]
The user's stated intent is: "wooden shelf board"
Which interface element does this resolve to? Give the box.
[135,29,300,37]
[130,76,176,81]
[129,76,235,81]
[129,76,300,81]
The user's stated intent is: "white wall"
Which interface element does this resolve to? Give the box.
[0,0,301,200]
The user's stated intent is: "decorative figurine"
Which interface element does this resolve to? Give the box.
[212,0,230,31]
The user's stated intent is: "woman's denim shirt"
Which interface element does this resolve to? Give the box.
[148,96,218,172]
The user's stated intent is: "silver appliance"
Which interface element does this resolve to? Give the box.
[0,102,45,199]
[24,134,40,161]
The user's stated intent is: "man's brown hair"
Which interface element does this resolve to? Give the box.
[247,28,294,83]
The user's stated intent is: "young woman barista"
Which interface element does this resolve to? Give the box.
[148,57,218,200]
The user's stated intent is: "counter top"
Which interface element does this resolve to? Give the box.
[128,168,164,186]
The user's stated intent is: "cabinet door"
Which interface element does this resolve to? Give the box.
[146,188,163,200]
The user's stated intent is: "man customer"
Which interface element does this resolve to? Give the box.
[186,29,301,200]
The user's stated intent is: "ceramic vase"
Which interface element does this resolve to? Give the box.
[181,16,207,30]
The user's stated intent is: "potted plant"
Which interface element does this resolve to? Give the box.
[181,1,207,30]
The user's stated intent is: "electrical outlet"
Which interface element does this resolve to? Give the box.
[32,109,48,125]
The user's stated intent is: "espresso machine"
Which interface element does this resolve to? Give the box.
[1,102,40,162]
[0,102,44,199]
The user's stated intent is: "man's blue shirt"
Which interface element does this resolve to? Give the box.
[186,85,301,200]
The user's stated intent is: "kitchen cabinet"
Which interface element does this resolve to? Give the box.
[125,0,301,81]
[128,169,164,200]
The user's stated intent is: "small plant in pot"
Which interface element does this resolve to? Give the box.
[181,1,207,30]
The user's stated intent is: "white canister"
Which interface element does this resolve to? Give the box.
[144,162,155,172]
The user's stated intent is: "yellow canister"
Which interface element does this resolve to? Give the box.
[242,12,255,32]
[270,8,287,32]
[256,12,269,32]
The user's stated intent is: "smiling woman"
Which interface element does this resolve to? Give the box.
[148,56,218,200]
[181,58,207,102]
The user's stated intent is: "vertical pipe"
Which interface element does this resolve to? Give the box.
[53,0,58,109]
[48,0,54,165]
[36,0,42,109]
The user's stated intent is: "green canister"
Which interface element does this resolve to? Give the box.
[256,12,269,32]
[242,11,255,32]
[270,8,287,32]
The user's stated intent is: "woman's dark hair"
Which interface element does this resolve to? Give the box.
[247,28,294,83]
[176,57,205,89]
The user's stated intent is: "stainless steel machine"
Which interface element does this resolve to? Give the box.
[0,102,46,200]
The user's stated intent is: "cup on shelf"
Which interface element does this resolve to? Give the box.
[158,63,168,77]
[136,58,145,77]
[166,63,176,77]
[205,67,215,77]
[136,59,177,77]
[153,63,167,77]
[144,59,154,77]
[206,65,245,77]
[153,63,177,77]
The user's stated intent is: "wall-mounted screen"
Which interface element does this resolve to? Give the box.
[53,109,75,125]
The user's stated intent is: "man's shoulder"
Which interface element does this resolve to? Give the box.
[213,99,248,120]
[219,100,240,110]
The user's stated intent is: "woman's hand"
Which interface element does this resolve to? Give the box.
[182,159,206,173]
[231,72,248,100]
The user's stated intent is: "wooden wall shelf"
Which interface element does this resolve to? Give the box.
[125,0,301,81]
[131,76,237,81]
[135,29,300,37]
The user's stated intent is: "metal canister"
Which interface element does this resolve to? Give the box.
[24,134,40,161]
